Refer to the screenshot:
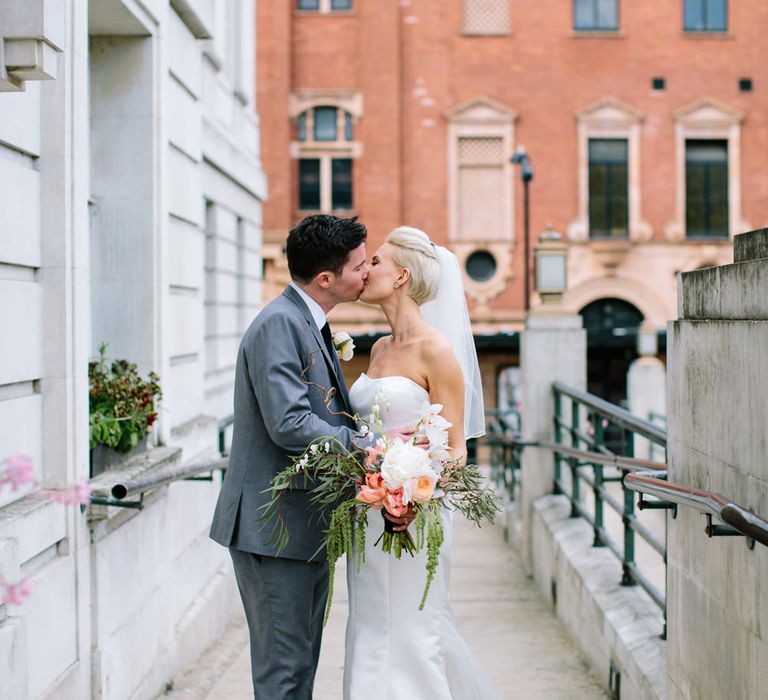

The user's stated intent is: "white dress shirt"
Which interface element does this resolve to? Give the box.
[290,282,327,333]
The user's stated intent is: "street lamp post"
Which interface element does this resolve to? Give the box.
[510,146,534,312]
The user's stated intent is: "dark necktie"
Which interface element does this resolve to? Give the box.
[321,322,335,359]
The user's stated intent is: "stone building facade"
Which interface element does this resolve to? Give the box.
[256,0,767,406]
[0,1,263,697]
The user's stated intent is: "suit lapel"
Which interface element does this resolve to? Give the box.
[282,287,352,413]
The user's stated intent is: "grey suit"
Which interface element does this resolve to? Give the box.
[210,285,361,699]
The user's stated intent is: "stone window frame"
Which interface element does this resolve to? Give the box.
[568,98,652,243]
[445,96,518,307]
[289,91,363,214]
[665,98,749,241]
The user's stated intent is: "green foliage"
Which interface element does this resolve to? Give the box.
[88,343,162,453]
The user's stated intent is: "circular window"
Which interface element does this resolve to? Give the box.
[465,250,497,282]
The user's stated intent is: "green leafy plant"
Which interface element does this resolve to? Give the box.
[89,343,162,453]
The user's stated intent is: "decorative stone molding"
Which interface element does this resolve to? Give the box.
[450,241,514,309]
[590,238,632,275]
[0,1,65,91]
[665,97,751,241]
[568,97,652,243]
[445,96,518,245]
[563,276,669,328]
[289,89,363,119]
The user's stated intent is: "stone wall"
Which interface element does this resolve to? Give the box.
[0,1,264,697]
[665,229,768,699]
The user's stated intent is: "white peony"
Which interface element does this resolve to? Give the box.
[380,440,437,504]
[333,331,355,361]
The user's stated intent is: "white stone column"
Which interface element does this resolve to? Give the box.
[519,311,586,571]
[627,324,666,460]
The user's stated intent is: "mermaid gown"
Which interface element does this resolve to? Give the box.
[343,373,500,699]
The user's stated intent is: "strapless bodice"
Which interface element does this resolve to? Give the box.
[348,373,429,432]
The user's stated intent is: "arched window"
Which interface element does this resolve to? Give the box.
[291,99,361,213]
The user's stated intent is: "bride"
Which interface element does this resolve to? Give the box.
[344,226,500,699]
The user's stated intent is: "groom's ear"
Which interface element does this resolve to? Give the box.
[315,271,333,289]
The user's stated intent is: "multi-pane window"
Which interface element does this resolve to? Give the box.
[588,139,628,238]
[574,0,619,31]
[297,0,352,11]
[685,140,728,237]
[295,105,356,212]
[684,0,727,32]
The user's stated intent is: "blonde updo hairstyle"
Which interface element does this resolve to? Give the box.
[385,226,440,306]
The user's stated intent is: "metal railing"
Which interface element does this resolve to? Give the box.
[552,380,668,616]
[89,415,233,510]
[625,472,768,549]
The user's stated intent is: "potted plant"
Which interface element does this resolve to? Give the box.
[89,343,162,476]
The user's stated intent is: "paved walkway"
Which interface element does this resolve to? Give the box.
[164,517,606,699]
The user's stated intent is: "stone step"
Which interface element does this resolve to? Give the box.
[678,256,768,320]
[734,227,768,263]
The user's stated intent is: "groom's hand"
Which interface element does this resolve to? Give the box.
[385,428,430,450]
[383,505,418,532]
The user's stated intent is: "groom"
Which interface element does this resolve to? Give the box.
[210,215,370,698]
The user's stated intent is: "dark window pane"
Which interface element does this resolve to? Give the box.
[706,0,727,30]
[344,111,353,141]
[684,0,703,30]
[575,0,617,29]
[465,251,497,282]
[299,159,321,210]
[297,0,320,9]
[313,106,337,142]
[596,0,618,29]
[588,139,628,238]
[331,159,353,210]
[297,112,307,142]
[574,0,594,29]
[331,0,352,9]
[685,140,728,237]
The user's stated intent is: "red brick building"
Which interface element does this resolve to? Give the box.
[256,0,767,406]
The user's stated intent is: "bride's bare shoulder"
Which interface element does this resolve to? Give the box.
[419,329,460,373]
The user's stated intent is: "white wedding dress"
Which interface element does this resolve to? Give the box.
[344,373,500,700]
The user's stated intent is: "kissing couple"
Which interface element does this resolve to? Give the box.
[210,214,500,699]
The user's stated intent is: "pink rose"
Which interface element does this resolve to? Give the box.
[410,474,436,503]
[356,471,387,507]
[364,444,385,467]
[383,487,408,518]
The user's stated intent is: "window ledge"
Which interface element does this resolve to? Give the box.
[571,30,625,38]
[682,31,732,39]
[88,446,182,537]
[294,11,357,17]
[460,31,514,38]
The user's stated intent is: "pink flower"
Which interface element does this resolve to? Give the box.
[356,472,387,508]
[2,578,32,606]
[383,487,408,518]
[410,474,437,503]
[364,444,385,468]
[43,482,92,506]
[1,452,36,491]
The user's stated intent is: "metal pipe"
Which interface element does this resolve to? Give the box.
[625,472,768,548]
[110,457,229,500]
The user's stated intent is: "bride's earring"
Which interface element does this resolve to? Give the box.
[393,282,400,289]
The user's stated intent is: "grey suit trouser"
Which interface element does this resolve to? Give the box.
[230,549,329,700]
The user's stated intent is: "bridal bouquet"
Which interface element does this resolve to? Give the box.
[262,401,499,623]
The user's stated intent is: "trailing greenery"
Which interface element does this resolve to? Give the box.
[261,436,501,624]
[88,343,162,452]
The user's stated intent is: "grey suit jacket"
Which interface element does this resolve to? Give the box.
[210,286,361,561]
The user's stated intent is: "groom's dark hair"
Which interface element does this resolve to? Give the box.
[286,215,367,283]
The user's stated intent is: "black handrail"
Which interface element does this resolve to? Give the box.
[552,381,667,445]
[625,472,768,548]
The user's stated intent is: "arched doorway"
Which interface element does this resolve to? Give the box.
[579,298,644,406]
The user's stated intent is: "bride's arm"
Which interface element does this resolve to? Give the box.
[423,338,466,462]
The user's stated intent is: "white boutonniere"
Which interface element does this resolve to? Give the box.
[332,331,355,361]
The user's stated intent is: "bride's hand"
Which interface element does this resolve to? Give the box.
[385,428,429,450]
[383,504,417,532]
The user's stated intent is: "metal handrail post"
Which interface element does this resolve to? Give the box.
[622,429,636,586]
[554,390,562,490]
[593,414,605,547]
[569,399,580,517]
